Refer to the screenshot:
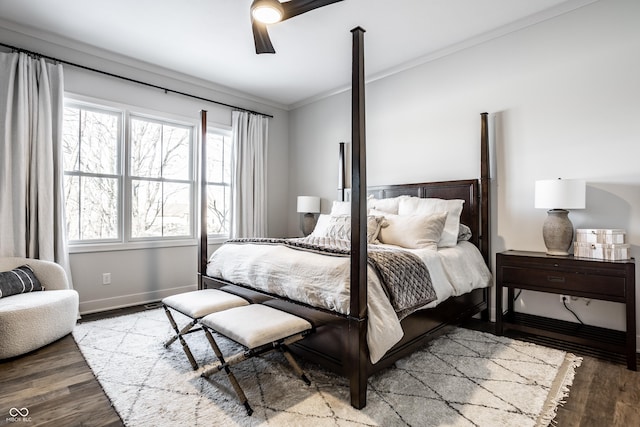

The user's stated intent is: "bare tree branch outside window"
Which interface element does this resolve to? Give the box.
[206,131,231,236]
[62,106,119,241]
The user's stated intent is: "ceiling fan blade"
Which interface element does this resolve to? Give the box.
[252,19,276,54]
[281,0,344,21]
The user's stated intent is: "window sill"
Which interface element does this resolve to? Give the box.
[69,239,196,254]
[68,236,229,254]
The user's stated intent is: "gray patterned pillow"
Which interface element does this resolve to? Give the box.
[0,265,44,299]
[458,223,472,242]
[323,215,385,243]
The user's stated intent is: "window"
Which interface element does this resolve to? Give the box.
[63,100,203,247]
[63,105,122,242]
[129,116,192,239]
[205,129,232,237]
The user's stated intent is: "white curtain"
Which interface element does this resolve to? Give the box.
[0,52,72,286]
[230,111,268,238]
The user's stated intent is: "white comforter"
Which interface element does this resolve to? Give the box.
[206,240,491,363]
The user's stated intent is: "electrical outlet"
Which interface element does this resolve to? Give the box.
[102,273,111,285]
[560,294,569,305]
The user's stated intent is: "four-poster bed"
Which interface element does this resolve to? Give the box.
[198,27,491,409]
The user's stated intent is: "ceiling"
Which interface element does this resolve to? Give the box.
[0,0,594,108]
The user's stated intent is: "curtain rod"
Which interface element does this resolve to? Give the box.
[0,41,274,119]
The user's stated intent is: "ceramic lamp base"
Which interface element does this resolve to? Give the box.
[542,209,574,256]
[301,213,316,237]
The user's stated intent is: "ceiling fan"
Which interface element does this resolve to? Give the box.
[250,0,344,54]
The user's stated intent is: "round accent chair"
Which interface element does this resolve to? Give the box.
[0,257,79,360]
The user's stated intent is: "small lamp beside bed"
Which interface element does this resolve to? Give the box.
[535,178,586,256]
[297,196,321,236]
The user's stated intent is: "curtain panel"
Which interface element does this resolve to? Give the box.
[230,111,268,238]
[0,52,72,286]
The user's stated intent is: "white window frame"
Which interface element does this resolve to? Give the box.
[64,95,200,253]
[126,112,195,242]
[205,126,233,243]
[63,100,124,246]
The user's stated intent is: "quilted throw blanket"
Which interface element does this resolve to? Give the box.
[225,236,436,319]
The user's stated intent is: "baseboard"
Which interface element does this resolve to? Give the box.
[79,284,197,315]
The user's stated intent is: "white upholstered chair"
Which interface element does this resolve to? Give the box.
[0,257,79,359]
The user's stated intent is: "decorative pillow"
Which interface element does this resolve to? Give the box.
[0,265,44,299]
[458,223,472,242]
[376,211,448,250]
[321,215,384,243]
[398,197,464,247]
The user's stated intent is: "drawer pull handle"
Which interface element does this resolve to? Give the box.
[547,275,565,283]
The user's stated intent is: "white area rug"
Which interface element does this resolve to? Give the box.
[73,308,581,427]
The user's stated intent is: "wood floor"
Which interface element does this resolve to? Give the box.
[1,309,639,426]
[0,334,123,427]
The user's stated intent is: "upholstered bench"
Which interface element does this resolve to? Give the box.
[200,304,313,415]
[162,289,249,369]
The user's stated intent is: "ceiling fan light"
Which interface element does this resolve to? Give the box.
[251,0,284,24]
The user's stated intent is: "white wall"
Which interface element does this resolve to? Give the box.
[288,0,640,337]
[0,26,290,314]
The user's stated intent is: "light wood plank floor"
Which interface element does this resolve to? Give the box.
[1,310,639,426]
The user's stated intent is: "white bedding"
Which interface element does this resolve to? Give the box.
[206,240,491,363]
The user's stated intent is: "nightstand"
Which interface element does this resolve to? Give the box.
[496,250,636,370]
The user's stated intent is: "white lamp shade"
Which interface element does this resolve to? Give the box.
[297,196,320,213]
[535,179,586,209]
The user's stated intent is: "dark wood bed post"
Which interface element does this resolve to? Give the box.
[479,112,490,320]
[349,26,368,409]
[479,112,490,266]
[198,110,208,290]
[338,142,346,202]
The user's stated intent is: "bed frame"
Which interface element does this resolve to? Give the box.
[198,28,490,409]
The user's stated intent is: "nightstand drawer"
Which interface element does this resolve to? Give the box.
[501,266,626,298]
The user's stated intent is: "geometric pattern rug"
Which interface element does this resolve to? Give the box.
[72,308,581,427]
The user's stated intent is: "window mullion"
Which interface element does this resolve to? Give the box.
[121,110,129,244]
[76,109,83,240]
[162,125,165,237]
[77,176,83,240]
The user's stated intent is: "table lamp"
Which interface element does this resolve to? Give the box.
[535,178,586,256]
[297,196,320,236]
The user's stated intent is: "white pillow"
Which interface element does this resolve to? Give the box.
[376,211,447,250]
[310,214,331,237]
[367,195,407,215]
[398,197,464,247]
[330,200,351,216]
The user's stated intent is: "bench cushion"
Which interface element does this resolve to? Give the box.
[201,304,312,349]
[162,289,248,319]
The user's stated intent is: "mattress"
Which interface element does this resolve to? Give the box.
[206,240,491,363]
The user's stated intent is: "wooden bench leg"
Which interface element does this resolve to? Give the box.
[280,345,310,385]
[198,305,313,415]
[163,305,199,370]
[202,328,253,416]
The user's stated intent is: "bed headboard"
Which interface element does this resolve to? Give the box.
[354,113,490,267]
[367,179,481,249]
